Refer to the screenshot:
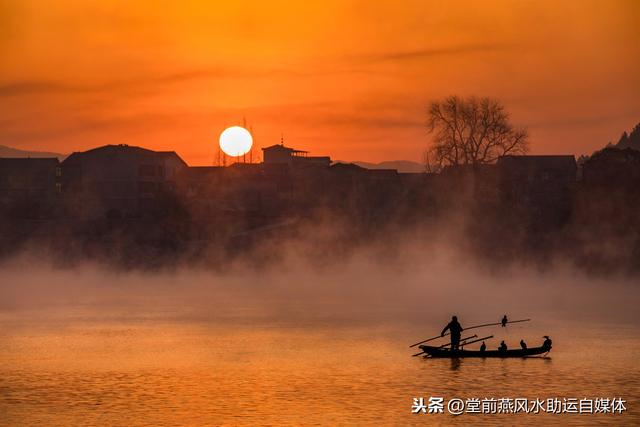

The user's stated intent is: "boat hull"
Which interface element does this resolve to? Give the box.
[419,345,551,358]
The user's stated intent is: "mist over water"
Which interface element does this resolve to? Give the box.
[1,227,638,326]
[1,229,639,425]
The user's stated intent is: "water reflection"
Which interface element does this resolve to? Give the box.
[0,321,638,425]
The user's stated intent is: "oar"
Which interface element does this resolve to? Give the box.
[439,334,477,348]
[458,335,493,348]
[411,335,492,357]
[409,319,531,348]
[411,334,477,357]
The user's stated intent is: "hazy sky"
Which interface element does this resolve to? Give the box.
[1,0,638,164]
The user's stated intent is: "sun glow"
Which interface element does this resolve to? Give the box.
[219,126,253,157]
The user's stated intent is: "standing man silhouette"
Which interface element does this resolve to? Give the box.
[501,314,508,327]
[441,316,463,351]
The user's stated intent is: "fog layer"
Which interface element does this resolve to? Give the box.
[2,229,638,328]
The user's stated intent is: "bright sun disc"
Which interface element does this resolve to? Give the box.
[219,126,253,157]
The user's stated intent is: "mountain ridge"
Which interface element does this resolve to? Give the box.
[0,145,67,160]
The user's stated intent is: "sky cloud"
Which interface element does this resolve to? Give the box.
[0,81,85,96]
[0,0,637,162]
[351,43,516,65]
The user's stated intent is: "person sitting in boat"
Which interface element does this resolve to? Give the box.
[542,336,552,351]
[441,316,463,350]
[520,339,527,350]
[501,315,508,327]
[480,341,486,352]
[499,340,507,352]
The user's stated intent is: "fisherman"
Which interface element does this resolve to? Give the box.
[499,340,507,352]
[480,341,486,352]
[441,316,463,351]
[520,339,527,350]
[542,336,553,351]
[501,314,508,327]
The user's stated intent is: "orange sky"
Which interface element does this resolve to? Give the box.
[1,0,638,165]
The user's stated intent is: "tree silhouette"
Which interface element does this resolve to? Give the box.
[616,122,640,150]
[425,96,528,171]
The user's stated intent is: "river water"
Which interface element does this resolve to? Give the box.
[0,263,639,425]
[1,312,638,426]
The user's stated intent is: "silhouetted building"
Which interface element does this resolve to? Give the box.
[3,135,640,272]
[571,147,640,272]
[177,162,293,230]
[498,155,576,191]
[437,164,499,203]
[581,147,640,187]
[262,143,331,168]
[180,166,226,198]
[0,158,61,218]
[497,155,576,227]
[61,144,187,219]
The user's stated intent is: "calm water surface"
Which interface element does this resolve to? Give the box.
[1,311,638,426]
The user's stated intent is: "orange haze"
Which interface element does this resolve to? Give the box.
[1,0,638,164]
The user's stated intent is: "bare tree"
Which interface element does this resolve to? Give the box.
[425,96,528,171]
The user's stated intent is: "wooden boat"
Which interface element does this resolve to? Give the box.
[419,344,551,358]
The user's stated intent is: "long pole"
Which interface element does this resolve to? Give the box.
[439,334,477,348]
[412,334,476,357]
[409,319,531,348]
[411,334,490,357]
[410,334,476,357]
[458,335,493,348]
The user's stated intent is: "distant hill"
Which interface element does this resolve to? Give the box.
[615,122,640,150]
[349,160,425,173]
[0,145,66,160]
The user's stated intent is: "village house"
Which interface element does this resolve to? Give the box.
[262,143,331,168]
[496,155,577,226]
[61,144,187,219]
[581,147,640,188]
[0,141,593,234]
[0,158,61,219]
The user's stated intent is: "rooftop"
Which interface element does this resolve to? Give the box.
[63,144,187,166]
[262,144,308,154]
[498,155,576,169]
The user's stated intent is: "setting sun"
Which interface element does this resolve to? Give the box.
[219,126,253,157]
[1,1,639,425]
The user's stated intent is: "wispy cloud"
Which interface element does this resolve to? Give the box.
[0,63,356,98]
[528,111,639,130]
[0,81,87,96]
[0,100,337,144]
[310,112,422,129]
[351,43,516,65]
[7,40,487,99]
